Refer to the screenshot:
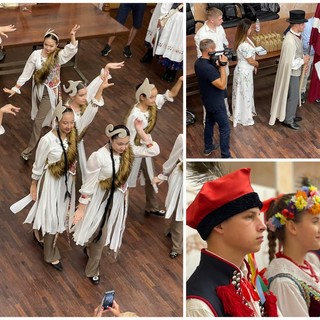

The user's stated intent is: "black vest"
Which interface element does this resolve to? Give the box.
[187,249,244,316]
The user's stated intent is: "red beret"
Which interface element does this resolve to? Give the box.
[187,168,262,240]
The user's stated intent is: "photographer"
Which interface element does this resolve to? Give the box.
[194,39,231,158]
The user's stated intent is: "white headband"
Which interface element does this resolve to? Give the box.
[63,80,83,97]
[135,78,155,102]
[44,28,59,42]
[105,124,128,138]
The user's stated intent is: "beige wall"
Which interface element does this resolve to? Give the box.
[219,162,320,194]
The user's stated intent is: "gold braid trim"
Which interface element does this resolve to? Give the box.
[34,48,61,86]
[48,127,78,179]
[99,145,134,191]
[124,104,158,146]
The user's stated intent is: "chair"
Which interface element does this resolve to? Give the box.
[243,3,280,22]
[206,3,245,29]
[186,3,204,35]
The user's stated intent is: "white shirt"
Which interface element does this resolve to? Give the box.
[194,21,229,58]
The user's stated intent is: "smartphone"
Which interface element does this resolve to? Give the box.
[101,290,115,309]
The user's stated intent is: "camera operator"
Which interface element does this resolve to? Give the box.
[194,39,231,158]
[194,7,231,118]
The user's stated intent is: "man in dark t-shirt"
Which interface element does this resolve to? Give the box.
[194,39,231,158]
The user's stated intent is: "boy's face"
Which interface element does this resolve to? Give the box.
[217,207,266,255]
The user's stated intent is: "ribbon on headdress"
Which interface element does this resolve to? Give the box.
[105,124,128,138]
[135,78,155,102]
[261,194,284,217]
[63,80,83,97]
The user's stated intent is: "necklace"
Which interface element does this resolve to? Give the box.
[276,252,319,283]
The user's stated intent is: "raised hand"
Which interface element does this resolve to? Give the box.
[105,61,125,71]
[1,104,20,115]
[70,24,80,36]
[0,24,16,38]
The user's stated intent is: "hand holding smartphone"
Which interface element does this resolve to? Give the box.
[101,290,115,309]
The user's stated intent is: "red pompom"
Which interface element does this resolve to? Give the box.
[264,292,278,317]
[216,284,255,317]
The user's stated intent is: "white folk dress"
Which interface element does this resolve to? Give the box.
[266,254,320,316]
[126,90,173,188]
[72,141,160,253]
[232,39,256,127]
[68,71,105,182]
[155,10,183,65]
[145,3,172,46]
[16,42,78,127]
[158,134,183,221]
[24,131,75,235]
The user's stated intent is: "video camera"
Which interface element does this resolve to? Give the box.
[208,46,237,67]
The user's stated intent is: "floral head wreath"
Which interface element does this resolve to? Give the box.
[105,124,128,138]
[135,78,155,102]
[63,80,83,97]
[265,185,320,232]
[44,28,59,42]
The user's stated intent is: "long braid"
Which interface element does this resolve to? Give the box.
[56,122,71,200]
[93,146,116,243]
[266,194,295,262]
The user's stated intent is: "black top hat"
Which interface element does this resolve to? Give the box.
[286,10,308,24]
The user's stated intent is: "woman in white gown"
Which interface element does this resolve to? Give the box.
[24,104,77,271]
[232,18,259,127]
[153,133,183,258]
[72,120,160,285]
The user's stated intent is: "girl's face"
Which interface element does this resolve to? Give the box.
[43,37,58,55]
[111,136,130,155]
[72,87,87,106]
[141,88,158,107]
[58,112,75,135]
[293,212,320,251]
[219,207,266,255]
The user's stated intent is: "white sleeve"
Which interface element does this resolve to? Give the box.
[79,151,102,197]
[76,100,99,135]
[126,109,138,146]
[131,134,160,157]
[269,277,309,316]
[186,298,216,317]
[0,125,5,135]
[291,56,304,70]
[58,41,79,65]
[194,28,202,58]
[31,136,51,180]
[222,27,229,47]
[86,69,104,106]
[156,90,174,110]
[160,3,172,18]
[161,134,183,176]
[16,51,38,87]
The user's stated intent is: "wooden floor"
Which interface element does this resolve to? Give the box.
[187,68,320,158]
[0,6,182,317]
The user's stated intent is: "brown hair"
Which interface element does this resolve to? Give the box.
[234,18,252,51]
[266,193,304,262]
[206,7,223,19]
